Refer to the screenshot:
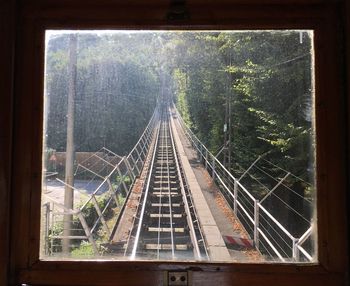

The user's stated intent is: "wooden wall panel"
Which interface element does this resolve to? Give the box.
[345,0,350,277]
[16,0,341,6]
[0,1,15,286]
[1,0,348,285]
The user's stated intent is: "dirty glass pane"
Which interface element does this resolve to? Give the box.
[41,30,316,263]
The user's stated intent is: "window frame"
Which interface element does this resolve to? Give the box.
[7,1,348,285]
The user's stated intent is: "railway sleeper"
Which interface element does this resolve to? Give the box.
[149,196,182,204]
[143,244,190,251]
[149,202,183,207]
[147,207,184,214]
[141,236,192,245]
[155,171,176,175]
[154,175,177,179]
[156,157,174,160]
[153,180,178,185]
[151,191,179,196]
[155,166,176,169]
[156,160,175,164]
[152,184,179,189]
[144,215,186,222]
[144,221,187,230]
[147,227,187,233]
[148,213,183,218]
[140,233,191,244]
[152,187,179,191]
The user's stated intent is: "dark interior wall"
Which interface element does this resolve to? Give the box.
[0,0,349,285]
[345,0,350,274]
[0,1,14,285]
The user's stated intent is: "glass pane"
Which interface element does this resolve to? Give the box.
[41,30,316,263]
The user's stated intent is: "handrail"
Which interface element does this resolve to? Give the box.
[127,107,159,161]
[130,117,160,259]
[79,157,126,210]
[43,107,159,255]
[173,104,313,262]
[174,108,255,201]
[258,204,295,241]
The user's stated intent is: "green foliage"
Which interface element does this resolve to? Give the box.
[48,221,63,253]
[46,31,313,182]
[168,32,314,238]
[115,175,131,185]
[173,68,191,126]
[79,194,114,228]
[170,31,314,182]
[71,241,95,257]
[47,194,120,255]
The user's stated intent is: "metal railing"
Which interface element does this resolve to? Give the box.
[173,106,314,262]
[42,109,159,256]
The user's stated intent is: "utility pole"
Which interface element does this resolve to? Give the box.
[63,33,77,254]
[228,52,233,172]
[228,87,232,171]
[223,52,233,171]
[223,91,228,168]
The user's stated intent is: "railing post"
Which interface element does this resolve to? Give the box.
[191,135,196,149]
[107,178,120,207]
[205,149,208,169]
[212,157,216,180]
[125,157,135,181]
[254,200,260,250]
[77,212,99,254]
[116,166,128,197]
[91,195,111,237]
[233,181,238,216]
[130,153,140,175]
[293,238,299,261]
[51,204,56,254]
[145,129,152,146]
[45,202,50,255]
[137,143,145,159]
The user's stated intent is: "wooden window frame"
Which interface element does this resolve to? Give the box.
[2,0,348,285]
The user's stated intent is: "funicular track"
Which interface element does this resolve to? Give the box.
[125,108,208,260]
[43,103,314,262]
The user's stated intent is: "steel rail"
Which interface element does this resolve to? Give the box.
[121,121,160,255]
[127,108,206,260]
[156,120,165,258]
[155,122,163,258]
[130,116,161,259]
[168,112,202,260]
[165,116,175,258]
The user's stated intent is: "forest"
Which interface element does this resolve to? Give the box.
[45,30,314,194]
[46,32,160,154]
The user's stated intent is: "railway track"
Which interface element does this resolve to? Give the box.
[124,109,208,260]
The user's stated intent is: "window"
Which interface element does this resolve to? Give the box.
[41,30,317,264]
[6,1,348,285]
